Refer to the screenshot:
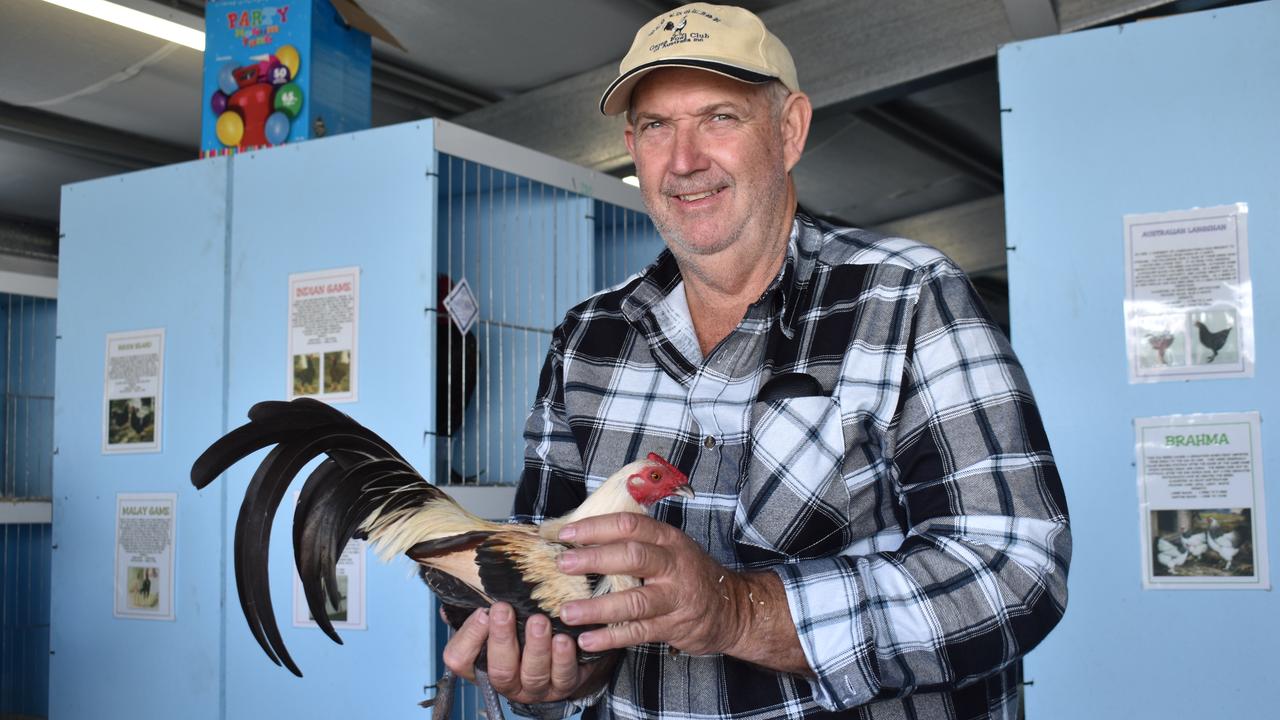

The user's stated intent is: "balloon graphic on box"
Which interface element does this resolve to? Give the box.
[207,45,305,150]
[215,111,244,147]
[217,63,239,96]
[264,112,291,145]
[273,83,304,118]
[275,45,300,81]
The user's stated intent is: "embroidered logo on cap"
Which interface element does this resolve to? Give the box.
[645,8,720,52]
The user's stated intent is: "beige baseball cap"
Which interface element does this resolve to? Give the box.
[599,3,799,116]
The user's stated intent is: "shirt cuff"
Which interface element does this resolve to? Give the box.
[772,557,878,710]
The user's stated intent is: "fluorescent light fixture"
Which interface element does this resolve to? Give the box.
[41,0,205,51]
[622,175,640,188]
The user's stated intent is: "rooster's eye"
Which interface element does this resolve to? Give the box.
[650,471,661,482]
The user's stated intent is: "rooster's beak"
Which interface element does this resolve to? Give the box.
[673,484,695,499]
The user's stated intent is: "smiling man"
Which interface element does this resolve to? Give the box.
[444,4,1071,719]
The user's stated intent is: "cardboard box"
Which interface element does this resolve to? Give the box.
[201,0,402,157]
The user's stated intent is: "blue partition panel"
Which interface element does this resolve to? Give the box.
[999,3,1279,717]
[53,159,230,719]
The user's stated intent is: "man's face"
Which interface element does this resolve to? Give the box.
[625,68,796,260]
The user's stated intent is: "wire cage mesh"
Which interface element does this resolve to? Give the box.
[432,155,662,494]
[0,293,56,719]
[429,154,662,719]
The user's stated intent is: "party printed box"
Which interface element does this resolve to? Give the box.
[201,0,401,157]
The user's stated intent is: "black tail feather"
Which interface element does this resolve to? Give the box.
[194,399,433,677]
[294,459,420,642]
[238,431,409,676]
[291,457,348,631]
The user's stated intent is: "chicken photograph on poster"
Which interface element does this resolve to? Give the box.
[1134,313,1186,370]
[107,397,156,445]
[1150,508,1254,577]
[126,566,160,609]
[1190,309,1238,365]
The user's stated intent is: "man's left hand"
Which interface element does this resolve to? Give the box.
[555,512,748,656]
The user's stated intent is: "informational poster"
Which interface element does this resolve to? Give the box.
[288,267,359,403]
[114,493,177,620]
[292,538,367,631]
[1136,412,1269,590]
[102,328,164,454]
[1124,204,1254,382]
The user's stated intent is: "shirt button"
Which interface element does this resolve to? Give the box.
[703,435,716,449]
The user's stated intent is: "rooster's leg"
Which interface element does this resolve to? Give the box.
[474,667,507,720]
[421,666,457,719]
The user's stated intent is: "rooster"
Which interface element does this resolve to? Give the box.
[1180,528,1208,563]
[189,398,692,718]
[1155,535,1189,575]
[1205,516,1242,570]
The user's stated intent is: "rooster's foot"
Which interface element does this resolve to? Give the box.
[421,667,457,718]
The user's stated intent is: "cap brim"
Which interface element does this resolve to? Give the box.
[599,58,775,116]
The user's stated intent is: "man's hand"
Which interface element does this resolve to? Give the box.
[555,513,811,675]
[441,603,607,704]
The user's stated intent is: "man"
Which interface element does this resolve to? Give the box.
[444,4,1071,718]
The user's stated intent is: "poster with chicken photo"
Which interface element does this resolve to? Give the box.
[1136,412,1269,589]
[1124,204,1254,383]
[288,267,358,403]
[114,493,176,620]
[102,328,164,454]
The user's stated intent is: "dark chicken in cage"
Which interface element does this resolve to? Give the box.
[190,398,692,719]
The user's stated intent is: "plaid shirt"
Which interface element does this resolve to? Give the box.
[512,212,1071,720]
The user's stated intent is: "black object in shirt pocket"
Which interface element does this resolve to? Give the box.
[755,372,828,404]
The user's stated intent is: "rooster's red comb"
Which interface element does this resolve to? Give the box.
[645,452,684,480]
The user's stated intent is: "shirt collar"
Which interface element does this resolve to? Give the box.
[621,210,823,340]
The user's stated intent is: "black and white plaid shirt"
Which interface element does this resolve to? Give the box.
[512,212,1071,719]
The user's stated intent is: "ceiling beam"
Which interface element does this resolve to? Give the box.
[453,0,1177,172]
[1001,0,1060,40]
[857,104,1004,193]
[872,194,1008,275]
[0,215,59,261]
[0,101,192,171]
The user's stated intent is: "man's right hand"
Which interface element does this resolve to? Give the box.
[441,602,606,704]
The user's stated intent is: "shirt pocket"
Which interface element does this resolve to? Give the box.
[733,395,850,562]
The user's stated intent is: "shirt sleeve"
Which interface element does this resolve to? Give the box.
[774,262,1072,710]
